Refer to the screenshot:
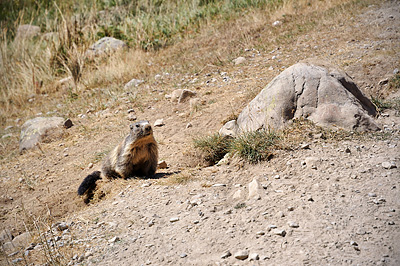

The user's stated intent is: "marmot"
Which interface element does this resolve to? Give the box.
[77,120,158,198]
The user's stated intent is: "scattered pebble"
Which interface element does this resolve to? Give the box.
[170,217,180,223]
[234,250,249,260]
[249,253,259,261]
[288,222,299,228]
[154,119,165,127]
[212,184,226,187]
[271,228,286,237]
[221,250,232,259]
[382,161,397,169]
[108,236,120,243]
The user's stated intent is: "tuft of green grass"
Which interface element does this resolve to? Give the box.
[193,133,231,165]
[194,128,281,165]
[234,202,246,209]
[389,74,400,91]
[230,129,280,164]
[371,96,400,113]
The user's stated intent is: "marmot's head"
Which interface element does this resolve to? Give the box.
[130,120,153,138]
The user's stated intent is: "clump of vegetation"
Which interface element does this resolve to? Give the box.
[371,96,400,113]
[230,129,281,163]
[193,128,281,165]
[193,133,231,164]
[388,74,400,91]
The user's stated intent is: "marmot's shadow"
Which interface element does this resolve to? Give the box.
[128,171,181,180]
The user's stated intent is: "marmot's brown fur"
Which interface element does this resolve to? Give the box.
[77,120,158,200]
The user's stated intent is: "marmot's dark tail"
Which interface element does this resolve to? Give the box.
[77,171,102,195]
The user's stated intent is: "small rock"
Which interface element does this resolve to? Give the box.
[108,236,120,243]
[288,222,299,228]
[55,222,68,231]
[394,68,399,75]
[124,78,144,89]
[12,258,23,264]
[234,250,249,260]
[186,123,193,128]
[300,143,310,149]
[256,231,265,235]
[85,251,93,258]
[350,241,358,246]
[248,178,262,200]
[180,253,187,258]
[141,183,151,188]
[178,89,197,103]
[368,193,377,197]
[154,119,164,127]
[170,217,179,223]
[233,57,246,65]
[15,24,41,41]
[272,20,282,26]
[63,119,73,129]
[212,184,226,187]
[378,78,389,85]
[128,113,137,121]
[249,253,259,261]
[221,250,232,259]
[157,160,168,169]
[382,161,396,169]
[88,163,94,169]
[271,228,286,237]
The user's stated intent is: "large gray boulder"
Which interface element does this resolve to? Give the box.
[19,117,65,153]
[85,37,127,59]
[221,62,379,135]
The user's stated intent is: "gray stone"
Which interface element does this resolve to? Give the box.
[108,236,120,243]
[220,61,379,135]
[382,161,396,169]
[288,222,299,228]
[234,250,249,260]
[154,119,164,127]
[249,253,260,261]
[85,37,127,59]
[271,228,286,236]
[124,78,144,89]
[219,120,238,137]
[19,117,65,153]
[170,217,179,223]
[14,25,41,41]
[157,160,168,169]
[221,250,232,259]
[233,57,246,65]
[12,232,31,249]
[0,229,12,244]
[178,89,197,103]
[248,178,262,200]
[170,89,183,102]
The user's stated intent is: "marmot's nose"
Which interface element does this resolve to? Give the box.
[144,124,151,132]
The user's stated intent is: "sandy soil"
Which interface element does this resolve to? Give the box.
[0,1,399,265]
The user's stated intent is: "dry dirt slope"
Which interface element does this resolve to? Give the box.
[0,0,399,265]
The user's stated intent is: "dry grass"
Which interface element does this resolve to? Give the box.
[0,0,375,125]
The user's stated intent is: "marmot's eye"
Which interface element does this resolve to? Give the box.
[136,124,140,128]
